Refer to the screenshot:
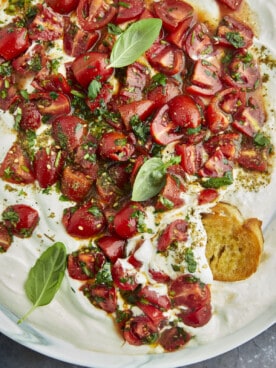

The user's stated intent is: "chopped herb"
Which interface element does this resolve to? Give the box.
[88,79,102,100]
[88,206,102,217]
[201,171,233,188]
[225,32,245,48]
[185,248,197,273]
[107,23,123,35]
[254,132,271,147]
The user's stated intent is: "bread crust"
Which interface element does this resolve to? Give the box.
[202,202,264,282]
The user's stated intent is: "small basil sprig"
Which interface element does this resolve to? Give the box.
[18,242,67,324]
[109,18,162,68]
[201,171,233,189]
[132,156,181,201]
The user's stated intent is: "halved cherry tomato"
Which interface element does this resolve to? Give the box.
[2,204,39,238]
[71,52,113,88]
[159,326,191,352]
[155,174,185,211]
[12,44,47,74]
[62,203,106,238]
[168,95,202,129]
[46,0,79,14]
[217,0,243,11]
[0,143,35,184]
[63,18,99,57]
[151,104,183,145]
[51,115,88,152]
[166,15,195,48]
[97,236,126,263]
[137,303,167,327]
[113,202,144,239]
[0,76,19,111]
[30,92,71,116]
[185,23,214,60]
[198,149,233,177]
[86,83,113,112]
[175,143,204,175]
[147,77,181,109]
[0,223,12,253]
[116,0,144,24]
[74,135,99,179]
[147,45,185,76]
[153,0,194,32]
[169,274,211,310]
[31,70,71,95]
[138,286,171,310]
[77,0,117,31]
[98,132,135,161]
[157,219,188,252]
[216,15,254,49]
[123,315,158,345]
[61,166,92,202]
[120,62,150,102]
[178,303,212,327]
[81,283,117,313]
[118,100,155,130]
[198,188,219,205]
[111,258,139,291]
[204,133,241,159]
[67,248,106,280]
[34,147,65,188]
[149,268,171,283]
[28,5,63,41]
[0,25,29,61]
[237,139,269,172]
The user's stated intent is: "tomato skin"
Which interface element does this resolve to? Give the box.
[0,143,35,184]
[118,100,155,130]
[178,303,212,327]
[168,95,201,129]
[159,326,191,352]
[155,174,185,212]
[137,303,167,327]
[51,115,88,152]
[153,0,194,32]
[81,283,117,313]
[166,15,195,48]
[12,44,47,75]
[77,0,117,31]
[61,166,93,202]
[31,71,71,95]
[46,0,79,14]
[237,139,269,172]
[0,223,13,252]
[62,204,106,238]
[98,132,135,162]
[116,0,144,24]
[19,102,41,131]
[217,0,243,11]
[2,204,39,238]
[34,147,65,188]
[67,249,106,280]
[123,315,158,346]
[199,149,233,178]
[113,202,144,239]
[72,52,113,88]
[138,286,171,310]
[120,62,150,102]
[204,133,241,159]
[157,219,188,252]
[149,268,171,283]
[0,25,29,61]
[30,92,71,117]
[175,143,204,175]
[185,23,213,61]
[97,236,126,263]
[86,83,113,112]
[198,188,219,205]
[0,76,19,111]
[147,77,181,109]
[111,258,139,291]
[147,45,185,76]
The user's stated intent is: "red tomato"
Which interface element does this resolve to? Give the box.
[149,268,171,283]
[138,286,171,310]
[198,149,233,178]
[0,223,13,253]
[0,25,29,61]
[204,133,241,159]
[147,77,181,109]
[12,44,47,74]
[46,0,79,14]
[61,166,93,202]
[113,202,144,239]
[74,135,99,180]
[169,274,211,310]
[51,115,88,152]
[123,315,158,346]
[137,303,167,327]
[81,283,117,313]
[168,95,202,129]
[166,16,195,48]
[185,23,214,60]
[98,132,135,162]
[71,52,113,88]
[67,249,106,280]
[77,0,117,31]
[147,45,185,76]
[0,76,19,111]
[111,259,139,291]
[198,188,219,205]
[237,140,269,172]
[28,5,63,41]
[0,143,35,184]
[178,303,212,327]
[86,83,113,112]
[118,100,155,130]
[34,147,65,189]
[30,92,71,116]
[2,204,39,238]
[153,0,194,32]
[116,0,144,24]
[155,174,185,211]
[62,204,106,238]
[157,219,188,252]
[150,104,183,145]
[120,62,150,102]
[159,326,191,352]
[63,18,99,57]
[217,0,243,11]
[175,143,204,175]
[31,70,71,95]
[97,236,126,263]
[216,15,253,49]
[19,102,41,131]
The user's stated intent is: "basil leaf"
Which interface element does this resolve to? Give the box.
[18,242,67,324]
[88,79,102,100]
[132,157,166,201]
[201,171,233,189]
[109,18,162,68]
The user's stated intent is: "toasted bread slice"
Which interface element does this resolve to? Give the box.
[202,202,264,282]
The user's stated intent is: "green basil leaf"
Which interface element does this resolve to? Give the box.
[88,79,102,100]
[201,171,233,189]
[18,242,67,324]
[131,157,166,201]
[109,18,162,68]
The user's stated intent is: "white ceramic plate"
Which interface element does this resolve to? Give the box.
[0,1,276,367]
